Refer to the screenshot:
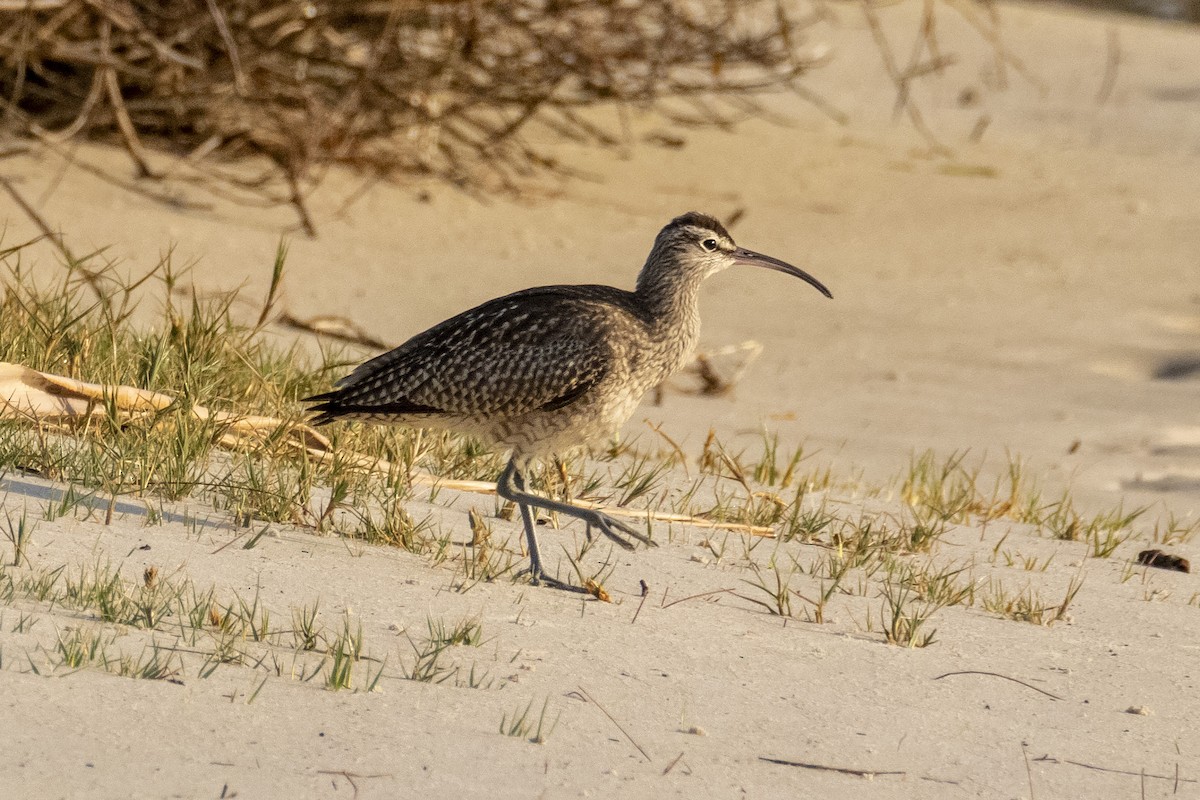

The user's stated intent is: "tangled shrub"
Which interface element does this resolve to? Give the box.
[0,1,822,227]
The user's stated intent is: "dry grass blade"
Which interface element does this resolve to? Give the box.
[933,670,1063,701]
[759,756,906,777]
[276,312,393,351]
[1036,756,1199,785]
[577,685,651,763]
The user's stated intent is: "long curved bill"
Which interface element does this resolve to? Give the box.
[734,247,833,299]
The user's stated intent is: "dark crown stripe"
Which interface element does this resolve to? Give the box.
[668,211,730,240]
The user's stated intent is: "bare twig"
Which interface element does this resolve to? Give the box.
[1023,744,1036,800]
[861,0,951,156]
[99,20,158,179]
[0,0,67,9]
[1096,27,1120,106]
[39,68,105,142]
[968,114,990,143]
[285,166,317,238]
[630,579,650,624]
[893,0,952,117]
[944,0,1045,92]
[203,0,247,95]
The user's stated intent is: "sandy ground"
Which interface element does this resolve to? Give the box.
[1,1,1198,798]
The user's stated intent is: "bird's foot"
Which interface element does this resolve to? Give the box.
[576,508,655,551]
[517,565,589,594]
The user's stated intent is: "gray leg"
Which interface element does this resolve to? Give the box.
[496,459,655,555]
[511,467,546,579]
[499,460,585,592]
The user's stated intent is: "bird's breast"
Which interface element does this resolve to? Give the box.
[629,306,701,388]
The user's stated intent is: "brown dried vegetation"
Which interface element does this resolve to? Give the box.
[0,0,823,226]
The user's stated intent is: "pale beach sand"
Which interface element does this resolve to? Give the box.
[0,2,1197,798]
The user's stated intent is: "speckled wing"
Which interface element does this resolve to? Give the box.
[306,288,618,423]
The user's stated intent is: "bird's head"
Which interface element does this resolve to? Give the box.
[637,211,832,299]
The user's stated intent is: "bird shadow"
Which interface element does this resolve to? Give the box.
[1152,355,1200,381]
[1,473,239,534]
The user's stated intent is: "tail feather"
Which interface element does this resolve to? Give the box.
[302,388,443,425]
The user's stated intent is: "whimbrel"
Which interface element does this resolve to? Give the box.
[306,212,832,590]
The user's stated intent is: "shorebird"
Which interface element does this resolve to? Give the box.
[306,212,831,590]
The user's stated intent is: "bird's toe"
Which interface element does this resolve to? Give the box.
[590,511,652,550]
[521,568,589,594]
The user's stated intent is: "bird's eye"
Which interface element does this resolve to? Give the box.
[701,238,719,252]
